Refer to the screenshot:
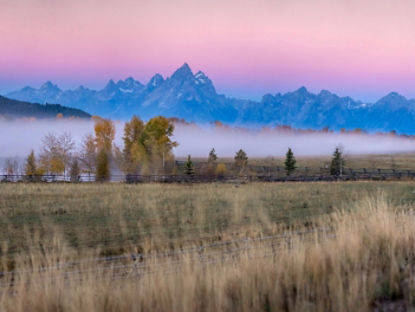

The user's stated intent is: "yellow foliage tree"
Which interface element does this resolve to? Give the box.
[141,116,178,174]
[25,150,37,176]
[96,148,110,182]
[215,163,227,178]
[93,118,115,180]
[39,133,75,175]
[122,116,178,175]
[49,156,65,174]
[94,119,115,152]
[24,150,44,181]
[122,116,145,174]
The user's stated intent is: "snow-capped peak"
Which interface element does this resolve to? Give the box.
[194,71,208,85]
[147,73,164,89]
[116,77,143,92]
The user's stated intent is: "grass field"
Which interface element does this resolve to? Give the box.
[2,181,415,311]
[260,153,415,170]
[188,152,415,171]
[1,181,415,256]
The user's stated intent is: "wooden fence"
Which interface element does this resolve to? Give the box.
[2,167,415,183]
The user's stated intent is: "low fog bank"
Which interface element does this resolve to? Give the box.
[173,124,415,157]
[1,120,415,162]
[0,120,125,158]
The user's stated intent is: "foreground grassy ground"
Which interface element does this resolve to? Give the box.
[1,181,415,257]
[1,192,415,311]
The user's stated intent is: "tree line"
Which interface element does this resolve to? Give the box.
[3,115,346,181]
[180,146,345,178]
[16,116,178,181]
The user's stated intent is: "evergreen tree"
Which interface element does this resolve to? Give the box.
[96,149,110,182]
[183,155,195,176]
[205,148,217,177]
[234,149,248,173]
[207,148,217,164]
[330,147,345,176]
[284,148,297,175]
[69,158,81,182]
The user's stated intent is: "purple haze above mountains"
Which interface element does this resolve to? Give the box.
[2,0,415,103]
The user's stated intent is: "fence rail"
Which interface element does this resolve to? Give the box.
[2,168,415,183]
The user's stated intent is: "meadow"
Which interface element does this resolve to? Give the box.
[189,153,415,172]
[1,181,415,256]
[256,153,415,170]
[1,181,415,311]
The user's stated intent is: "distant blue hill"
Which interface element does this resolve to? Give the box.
[0,95,91,119]
[5,63,415,134]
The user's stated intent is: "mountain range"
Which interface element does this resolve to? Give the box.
[4,63,415,133]
[0,95,91,120]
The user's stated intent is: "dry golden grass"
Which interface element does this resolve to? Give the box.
[1,192,415,311]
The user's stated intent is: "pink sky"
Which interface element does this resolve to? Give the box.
[1,0,414,101]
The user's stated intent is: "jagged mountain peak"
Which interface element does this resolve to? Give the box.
[318,89,334,97]
[195,70,206,78]
[261,93,277,102]
[40,81,60,91]
[296,86,309,94]
[22,86,35,92]
[41,81,53,88]
[147,73,164,88]
[378,92,407,102]
[179,62,191,71]
[122,76,142,85]
[194,70,210,85]
[282,86,310,98]
[374,92,412,111]
[171,63,194,81]
[105,79,116,88]
[101,79,119,97]
[116,77,143,92]
[75,85,86,91]
[124,76,135,83]
[317,90,342,105]
[284,86,312,100]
